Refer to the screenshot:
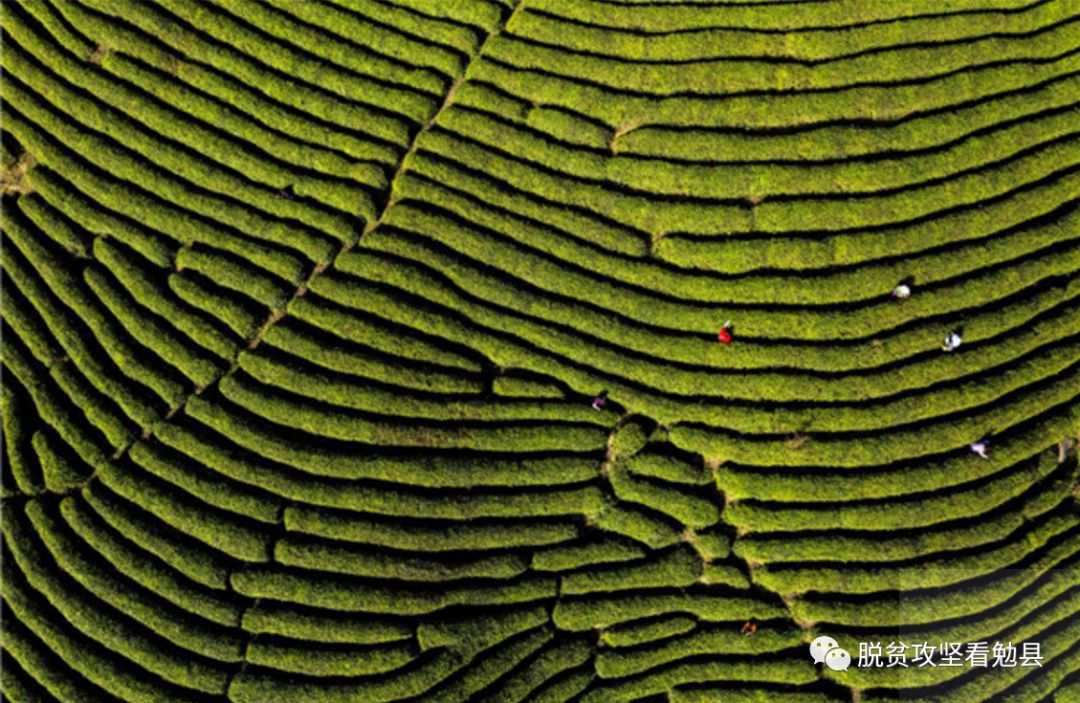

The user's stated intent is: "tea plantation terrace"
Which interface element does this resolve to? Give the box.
[1,0,1079,702]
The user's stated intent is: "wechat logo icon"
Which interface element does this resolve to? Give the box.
[810,635,851,672]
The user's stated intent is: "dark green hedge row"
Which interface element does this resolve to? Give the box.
[285,504,580,552]
[471,43,1080,140]
[241,601,411,645]
[238,346,612,426]
[554,592,785,631]
[160,408,601,492]
[561,546,702,595]
[245,638,417,678]
[70,0,413,148]
[440,83,1079,199]
[232,565,558,615]
[263,318,483,395]
[753,510,1079,596]
[517,0,1071,60]
[735,473,1069,564]
[597,622,804,678]
[489,14,1080,97]
[726,448,1068,533]
[2,508,218,702]
[274,534,528,582]
[25,498,244,662]
[525,0,1058,46]
[619,74,1080,164]
[601,615,697,648]
[219,368,610,453]
[791,529,1080,626]
[3,8,374,228]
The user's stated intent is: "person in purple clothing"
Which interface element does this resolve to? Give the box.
[592,390,608,411]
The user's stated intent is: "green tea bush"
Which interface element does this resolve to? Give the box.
[160,409,600,492]
[562,546,702,595]
[245,638,417,677]
[24,499,244,662]
[2,338,116,471]
[220,368,610,453]
[155,0,437,122]
[792,530,1080,626]
[168,272,262,341]
[71,0,413,148]
[242,601,411,645]
[418,606,548,652]
[290,293,483,372]
[3,220,167,425]
[2,78,340,264]
[27,167,175,268]
[477,636,592,702]
[33,431,91,493]
[595,503,684,549]
[263,320,483,395]
[440,95,1080,199]
[84,266,221,387]
[610,463,720,529]
[2,276,63,367]
[285,504,580,551]
[1,563,208,703]
[0,364,44,495]
[274,535,528,581]
[3,16,369,233]
[261,0,476,74]
[175,246,291,311]
[239,346,610,425]
[57,496,241,627]
[597,624,803,678]
[80,481,235,590]
[520,0,1071,59]
[92,237,236,362]
[629,451,710,485]
[602,615,697,648]
[470,45,1080,134]
[753,511,1079,595]
[3,505,230,697]
[554,592,786,631]
[726,451,1067,532]
[128,441,281,524]
[232,566,557,614]
[532,535,645,572]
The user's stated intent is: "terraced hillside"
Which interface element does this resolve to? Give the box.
[2,0,1080,701]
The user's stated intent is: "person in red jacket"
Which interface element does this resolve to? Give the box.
[718,321,733,344]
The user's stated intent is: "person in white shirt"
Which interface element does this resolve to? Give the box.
[970,436,991,459]
[942,329,962,352]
